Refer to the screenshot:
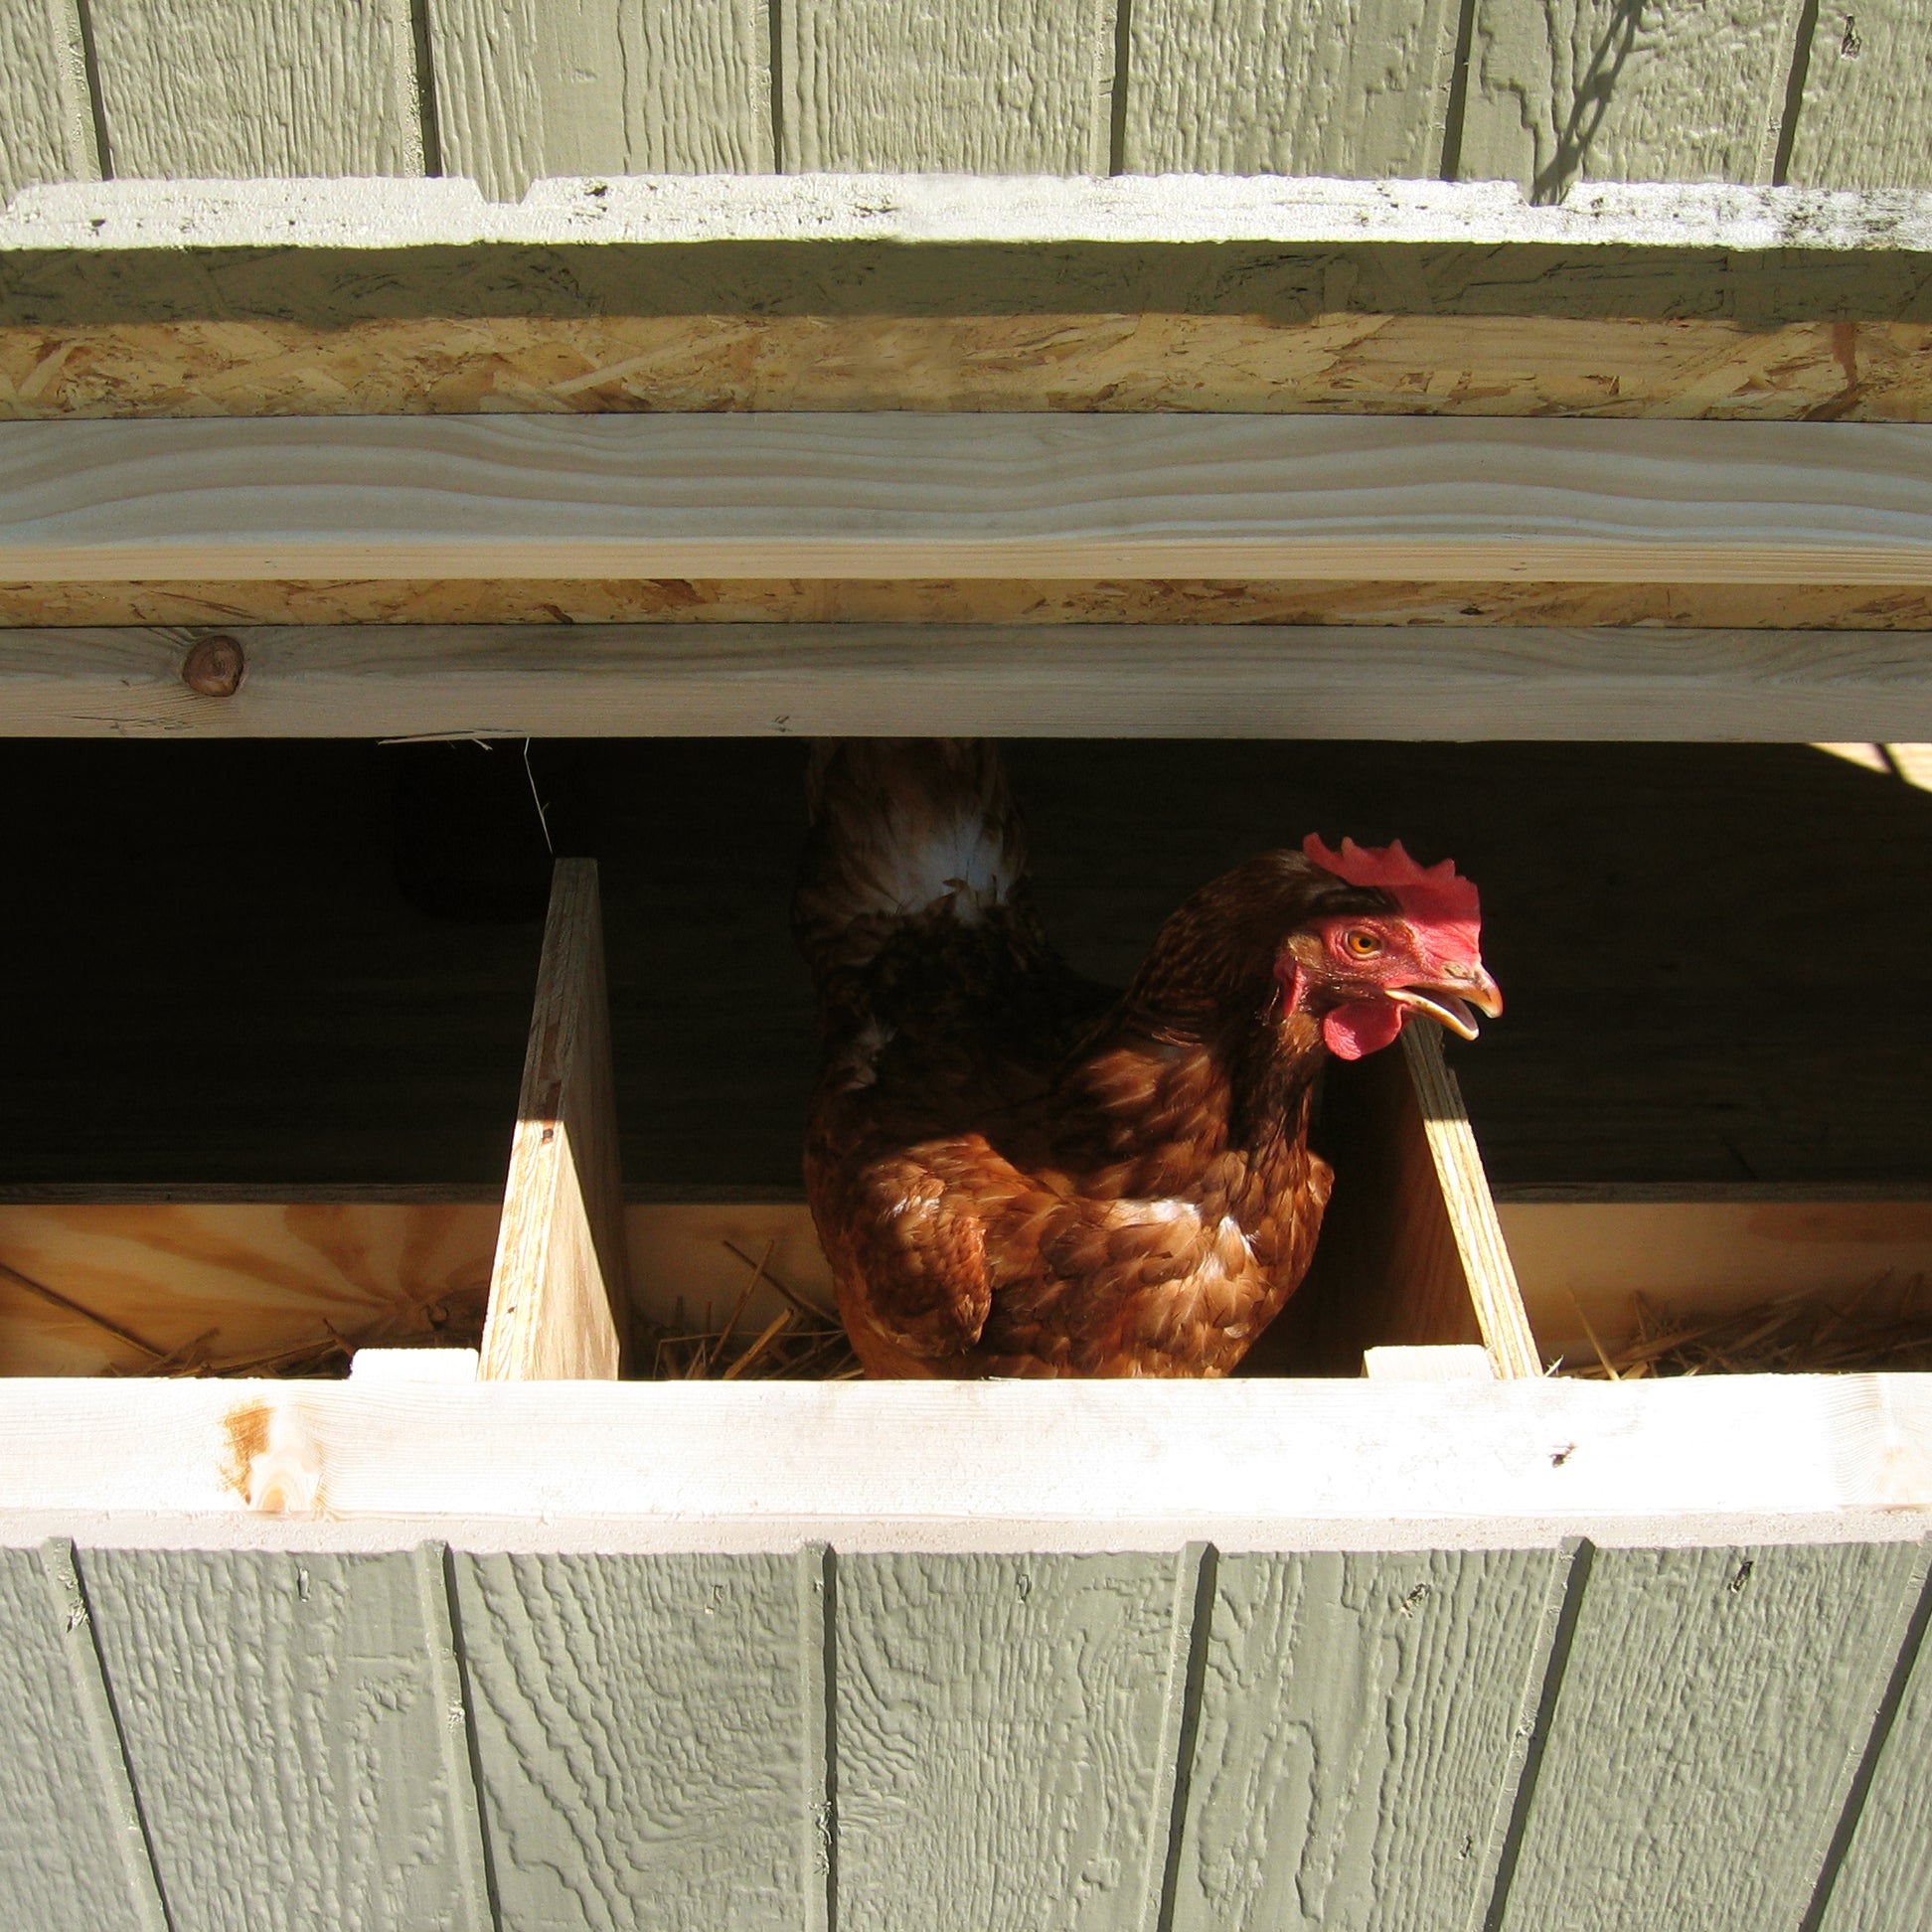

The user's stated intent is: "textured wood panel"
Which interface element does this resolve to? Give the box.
[1124,0,1461,175]
[0,0,98,203]
[781,0,1113,172]
[835,1551,1191,1929]
[81,1547,489,1930]
[1171,1548,1559,1932]
[1784,3,1932,191]
[86,0,425,178]
[1457,0,1803,199]
[1495,1542,1927,1932]
[452,1549,817,1930]
[0,1547,157,1932]
[431,0,769,202]
[1817,1550,1932,1932]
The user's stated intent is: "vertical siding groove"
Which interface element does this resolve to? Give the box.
[1473,1536,1595,1932]
[70,0,112,178]
[1143,1542,1216,1932]
[1798,1538,1932,1932]
[800,1543,837,1932]
[1769,0,1821,184]
[768,0,787,172]
[407,0,443,177]
[418,1543,502,1932]
[1106,0,1133,175]
[1437,0,1480,179]
[35,1541,171,1932]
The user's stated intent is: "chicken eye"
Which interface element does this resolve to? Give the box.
[1343,927,1384,959]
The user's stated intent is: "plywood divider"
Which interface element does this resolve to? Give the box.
[479,859,630,1380]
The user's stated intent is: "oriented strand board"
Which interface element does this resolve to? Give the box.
[834,1550,1192,1930]
[1785,3,1932,191]
[1124,0,1463,176]
[781,0,1114,173]
[80,1546,492,1930]
[0,0,97,204]
[431,0,770,202]
[450,1549,818,1930]
[1457,0,1805,198]
[84,0,425,178]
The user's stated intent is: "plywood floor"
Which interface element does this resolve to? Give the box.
[0,736,1926,1189]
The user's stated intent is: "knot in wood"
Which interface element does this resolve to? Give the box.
[181,633,246,697]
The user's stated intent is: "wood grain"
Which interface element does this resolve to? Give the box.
[1784,2,1932,192]
[80,1546,490,1929]
[431,0,770,201]
[1170,1548,1559,1932]
[1494,1541,1929,1932]
[781,0,1113,173]
[0,0,97,204]
[482,860,629,1381]
[11,413,1932,587]
[1457,0,1809,198]
[84,0,425,178]
[450,1548,814,1928]
[1124,0,1463,175]
[834,1550,1188,1930]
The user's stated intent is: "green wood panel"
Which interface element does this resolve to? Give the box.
[1494,1541,1926,1932]
[80,1546,488,1932]
[86,0,424,178]
[834,1550,1192,1932]
[0,0,98,203]
[0,1547,159,1932]
[451,1548,818,1931]
[1816,1549,1932,1932]
[1456,0,1804,199]
[1123,0,1463,176]
[430,0,770,203]
[781,0,1114,173]
[1784,3,1932,191]
[1169,1547,1561,1932]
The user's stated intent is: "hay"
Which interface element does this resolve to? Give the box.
[1558,1272,1932,1379]
[637,1238,862,1381]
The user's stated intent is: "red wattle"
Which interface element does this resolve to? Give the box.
[1322,1001,1406,1060]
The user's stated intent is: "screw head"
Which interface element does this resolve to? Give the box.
[181,633,246,698]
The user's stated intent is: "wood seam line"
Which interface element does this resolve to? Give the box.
[35,1538,173,1932]
[1472,1536,1597,1932]
[799,1542,837,1932]
[1796,1535,1932,1932]
[1146,1540,1218,1932]
[423,1542,506,1932]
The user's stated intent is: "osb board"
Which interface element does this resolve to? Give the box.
[0,313,1923,421]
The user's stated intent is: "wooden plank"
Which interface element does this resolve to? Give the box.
[79,1545,491,1929]
[84,0,425,178]
[449,1547,819,1927]
[1493,1541,1927,1932]
[781,0,1113,173]
[0,0,98,204]
[1124,0,1463,176]
[13,414,1932,587]
[1169,1547,1559,1932]
[1784,3,1932,192]
[0,1547,160,1932]
[430,0,770,202]
[481,859,629,1381]
[834,1549,1192,1929]
[1456,0,1807,198]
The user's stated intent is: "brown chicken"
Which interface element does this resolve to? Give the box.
[794,740,1500,1377]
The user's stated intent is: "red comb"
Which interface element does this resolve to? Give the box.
[1303,835,1480,924]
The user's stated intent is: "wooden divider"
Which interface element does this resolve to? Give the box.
[479,860,630,1380]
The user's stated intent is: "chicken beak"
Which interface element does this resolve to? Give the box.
[1389,967,1503,1042]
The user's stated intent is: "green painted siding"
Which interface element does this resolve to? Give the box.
[1,1537,1928,1930]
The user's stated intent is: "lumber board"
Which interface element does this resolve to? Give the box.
[430,0,770,200]
[481,860,629,1380]
[1785,3,1932,192]
[83,0,425,179]
[1123,0,1461,176]
[12,622,1932,742]
[1169,1547,1560,1932]
[449,1548,817,1927]
[0,1376,1927,1552]
[0,0,97,206]
[833,1549,1190,1930]
[1492,1540,1928,1932]
[78,1545,491,1929]
[10,414,1932,587]
[1456,0,1807,198]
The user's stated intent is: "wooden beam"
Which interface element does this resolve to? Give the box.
[480,860,630,1381]
[6,622,1932,740]
[7,415,1932,586]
